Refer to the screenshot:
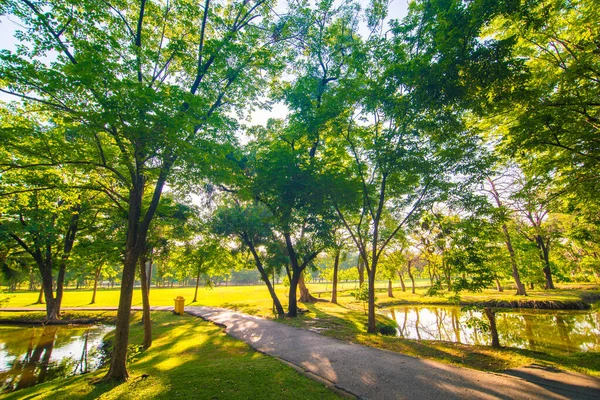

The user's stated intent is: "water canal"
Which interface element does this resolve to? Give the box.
[0,324,114,392]
[380,306,600,354]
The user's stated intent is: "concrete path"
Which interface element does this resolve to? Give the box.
[186,306,600,400]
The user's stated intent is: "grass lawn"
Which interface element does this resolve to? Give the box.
[1,311,341,400]
[2,280,597,313]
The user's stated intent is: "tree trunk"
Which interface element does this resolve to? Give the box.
[193,267,202,303]
[495,277,504,292]
[542,264,554,289]
[52,203,80,320]
[501,223,527,295]
[387,279,394,297]
[484,307,500,348]
[331,248,340,304]
[488,178,527,296]
[103,251,139,381]
[298,273,319,303]
[367,267,377,333]
[139,252,152,349]
[245,239,285,316]
[102,166,168,383]
[357,257,365,286]
[529,282,534,290]
[407,263,416,294]
[536,236,555,289]
[40,263,57,321]
[397,271,406,292]
[288,270,300,317]
[36,285,44,304]
[90,267,101,304]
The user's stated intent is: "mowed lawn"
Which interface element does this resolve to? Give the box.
[1,280,597,318]
[1,312,341,400]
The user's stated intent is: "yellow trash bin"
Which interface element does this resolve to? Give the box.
[174,296,185,315]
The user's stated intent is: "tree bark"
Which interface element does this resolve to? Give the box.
[331,248,340,304]
[298,273,319,303]
[495,277,504,292]
[357,256,365,286]
[484,307,500,348]
[193,266,202,303]
[90,267,101,304]
[103,251,139,381]
[407,261,416,294]
[102,157,172,382]
[288,270,300,317]
[245,237,285,316]
[536,235,555,289]
[139,251,152,349]
[36,285,45,304]
[367,267,376,333]
[501,223,527,295]
[387,279,394,297]
[487,179,528,296]
[397,270,406,292]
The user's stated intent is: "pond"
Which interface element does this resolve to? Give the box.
[379,306,600,354]
[0,324,114,392]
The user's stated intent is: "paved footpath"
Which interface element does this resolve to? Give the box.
[186,306,600,400]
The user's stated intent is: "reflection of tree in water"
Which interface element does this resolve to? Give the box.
[1,326,62,391]
[1,326,101,392]
[383,307,599,354]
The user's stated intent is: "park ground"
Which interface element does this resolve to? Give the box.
[1,281,599,398]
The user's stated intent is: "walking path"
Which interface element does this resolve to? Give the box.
[2,306,599,399]
[186,306,600,400]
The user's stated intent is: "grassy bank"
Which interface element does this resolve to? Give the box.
[1,311,341,400]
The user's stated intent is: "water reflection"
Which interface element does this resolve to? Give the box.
[380,306,600,354]
[0,324,113,392]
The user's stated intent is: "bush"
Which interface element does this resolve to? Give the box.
[377,322,397,336]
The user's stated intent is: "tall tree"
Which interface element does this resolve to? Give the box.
[329,1,495,331]
[0,0,283,381]
[484,174,528,295]
[0,171,86,320]
[212,201,286,316]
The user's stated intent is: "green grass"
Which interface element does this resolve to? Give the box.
[2,280,596,314]
[1,312,341,400]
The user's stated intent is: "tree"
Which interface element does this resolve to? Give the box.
[182,237,229,303]
[330,21,492,331]
[329,228,349,304]
[488,0,600,211]
[512,174,561,289]
[484,174,527,295]
[1,0,284,381]
[0,180,85,320]
[212,201,286,316]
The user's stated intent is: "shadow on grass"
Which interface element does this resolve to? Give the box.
[7,311,341,400]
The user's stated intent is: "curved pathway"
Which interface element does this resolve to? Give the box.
[186,306,600,400]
